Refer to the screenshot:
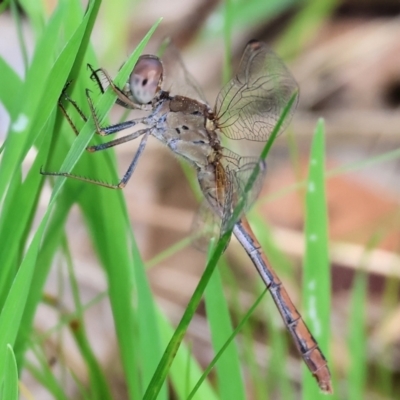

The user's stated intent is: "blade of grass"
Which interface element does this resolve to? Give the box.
[156,308,218,400]
[143,231,232,400]
[18,0,45,35]
[0,113,54,308]
[0,0,94,202]
[63,237,113,400]
[347,237,370,400]
[302,119,332,397]
[25,343,69,400]
[204,267,246,400]
[276,0,337,57]
[0,57,22,114]
[128,229,169,399]
[2,345,18,400]
[347,271,367,399]
[187,290,267,400]
[0,0,102,379]
[10,0,29,71]
[264,303,294,400]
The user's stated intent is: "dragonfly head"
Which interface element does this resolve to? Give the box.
[129,55,163,104]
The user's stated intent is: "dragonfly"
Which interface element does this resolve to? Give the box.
[43,39,332,393]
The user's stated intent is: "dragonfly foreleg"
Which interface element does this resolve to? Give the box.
[40,130,151,189]
[85,89,148,137]
[86,128,149,152]
[58,81,88,137]
[117,130,151,188]
[87,63,147,111]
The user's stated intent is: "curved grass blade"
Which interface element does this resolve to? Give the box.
[2,345,18,400]
[204,267,245,400]
[302,119,332,396]
[187,290,267,400]
[0,0,102,381]
[347,271,367,399]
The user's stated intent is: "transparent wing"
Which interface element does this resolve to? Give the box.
[214,40,299,141]
[219,148,267,234]
[191,200,222,252]
[159,38,208,104]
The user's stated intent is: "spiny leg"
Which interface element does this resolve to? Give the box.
[118,130,150,187]
[86,128,149,152]
[58,84,148,144]
[87,63,147,111]
[84,88,148,136]
[88,63,106,94]
[41,130,151,189]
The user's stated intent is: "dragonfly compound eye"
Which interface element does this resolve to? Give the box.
[130,55,163,104]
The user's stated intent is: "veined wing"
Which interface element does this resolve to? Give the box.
[214,40,299,141]
[191,147,266,250]
[219,148,267,234]
[159,38,208,104]
[191,200,222,252]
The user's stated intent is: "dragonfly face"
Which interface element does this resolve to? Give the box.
[128,55,163,104]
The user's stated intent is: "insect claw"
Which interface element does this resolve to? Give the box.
[59,80,73,102]
[64,80,73,89]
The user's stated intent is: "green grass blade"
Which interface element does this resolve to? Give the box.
[188,290,267,400]
[18,0,45,35]
[2,345,19,400]
[26,343,69,400]
[205,270,246,400]
[0,114,54,308]
[156,309,218,400]
[204,268,246,400]
[70,321,113,400]
[277,0,337,57]
[0,0,100,203]
[143,230,232,400]
[129,233,168,400]
[0,57,22,114]
[63,239,113,400]
[0,0,101,380]
[14,184,74,362]
[302,119,332,396]
[347,271,367,399]
[0,214,50,380]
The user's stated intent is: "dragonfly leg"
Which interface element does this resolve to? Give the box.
[84,89,147,136]
[58,84,148,146]
[40,130,151,189]
[118,130,150,188]
[86,128,149,152]
[87,63,145,110]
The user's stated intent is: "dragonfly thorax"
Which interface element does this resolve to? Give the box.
[169,95,209,115]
